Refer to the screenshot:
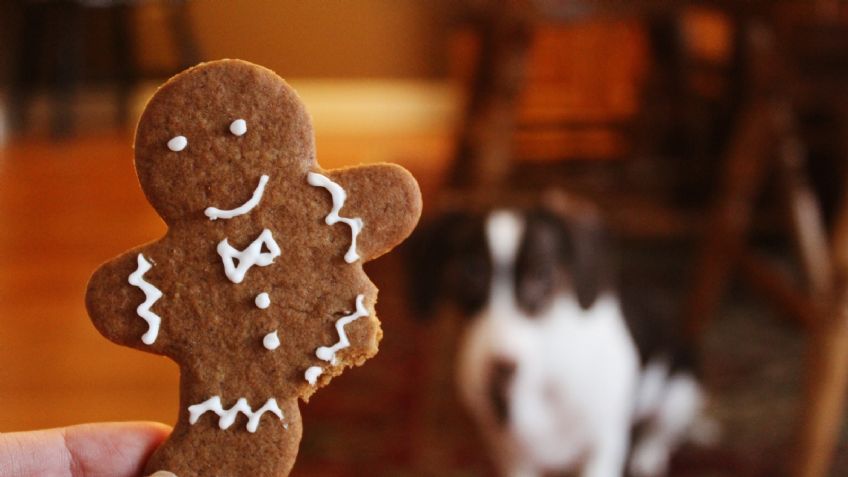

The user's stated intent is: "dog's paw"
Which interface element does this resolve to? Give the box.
[629,439,670,477]
[689,415,722,447]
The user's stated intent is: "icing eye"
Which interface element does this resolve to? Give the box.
[229,119,247,136]
[167,135,188,152]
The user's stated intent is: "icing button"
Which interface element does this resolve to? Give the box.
[167,135,187,152]
[263,331,280,350]
[230,119,247,136]
[255,292,271,309]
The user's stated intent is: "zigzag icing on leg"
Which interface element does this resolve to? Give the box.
[188,396,284,433]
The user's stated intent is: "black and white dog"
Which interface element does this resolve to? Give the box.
[409,199,714,477]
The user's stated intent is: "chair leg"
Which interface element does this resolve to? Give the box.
[448,7,531,190]
[792,188,848,477]
[684,101,773,337]
[10,2,44,134]
[168,0,201,69]
[112,3,136,128]
[775,107,833,298]
[793,311,848,477]
[50,2,84,138]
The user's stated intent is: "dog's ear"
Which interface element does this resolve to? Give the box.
[405,210,490,319]
[542,191,611,310]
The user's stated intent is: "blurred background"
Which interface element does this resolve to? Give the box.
[2,0,848,476]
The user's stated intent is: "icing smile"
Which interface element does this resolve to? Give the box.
[205,174,270,220]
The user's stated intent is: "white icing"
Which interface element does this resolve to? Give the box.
[127,254,163,345]
[303,294,369,384]
[204,175,269,220]
[263,331,280,350]
[217,228,281,284]
[188,396,283,433]
[167,135,187,152]
[230,118,247,136]
[307,172,364,263]
[315,294,368,364]
[305,366,323,385]
[255,292,271,309]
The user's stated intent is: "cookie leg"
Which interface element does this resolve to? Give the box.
[145,398,302,477]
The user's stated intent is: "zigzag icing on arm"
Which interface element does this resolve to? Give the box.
[316,294,368,364]
[304,366,323,385]
[204,174,269,220]
[307,172,364,263]
[127,253,163,345]
[217,228,281,284]
[188,396,284,433]
[305,294,369,385]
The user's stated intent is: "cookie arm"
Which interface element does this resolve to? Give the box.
[324,163,422,262]
[85,250,167,351]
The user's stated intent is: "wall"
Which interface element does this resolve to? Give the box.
[135,0,452,78]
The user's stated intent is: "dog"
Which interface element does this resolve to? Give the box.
[408,199,713,477]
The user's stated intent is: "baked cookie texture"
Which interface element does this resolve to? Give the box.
[85,59,422,477]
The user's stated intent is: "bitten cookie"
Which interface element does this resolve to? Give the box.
[85,59,422,477]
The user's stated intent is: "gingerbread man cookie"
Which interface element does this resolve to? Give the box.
[85,59,422,476]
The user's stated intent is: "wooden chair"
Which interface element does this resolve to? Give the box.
[448,1,848,476]
[684,8,848,477]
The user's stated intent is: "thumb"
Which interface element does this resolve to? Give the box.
[0,421,170,477]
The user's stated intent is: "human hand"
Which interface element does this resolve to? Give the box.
[0,422,170,477]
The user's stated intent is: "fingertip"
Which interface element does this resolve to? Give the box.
[62,421,172,477]
[70,420,172,443]
[121,421,172,440]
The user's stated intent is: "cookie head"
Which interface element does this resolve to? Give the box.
[134,59,316,224]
